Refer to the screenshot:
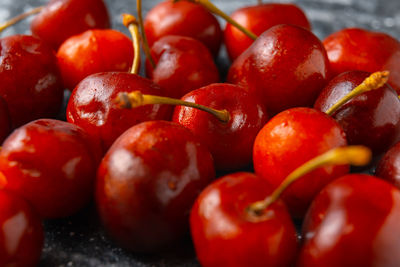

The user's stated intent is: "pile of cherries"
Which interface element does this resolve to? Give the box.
[1,0,400,266]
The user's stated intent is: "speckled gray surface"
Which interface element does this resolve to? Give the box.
[1,0,400,266]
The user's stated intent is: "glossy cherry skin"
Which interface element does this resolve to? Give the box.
[323,28,400,93]
[376,141,400,188]
[228,24,331,115]
[225,3,311,61]
[0,119,101,219]
[96,121,215,252]
[67,72,171,153]
[31,0,110,49]
[298,174,400,267]
[191,172,298,267]
[0,97,11,144]
[57,29,134,90]
[172,83,268,171]
[146,35,220,98]
[253,108,348,218]
[144,0,222,57]
[0,190,43,267]
[0,35,64,128]
[314,71,400,155]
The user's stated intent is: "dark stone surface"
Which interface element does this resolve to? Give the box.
[0,0,399,266]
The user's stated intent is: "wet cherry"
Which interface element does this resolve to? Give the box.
[376,141,400,188]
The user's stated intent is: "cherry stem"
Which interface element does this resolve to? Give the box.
[136,0,156,68]
[257,0,262,4]
[247,146,372,215]
[115,91,231,123]
[325,71,390,116]
[123,14,141,75]
[0,6,44,33]
[175,0,257,41]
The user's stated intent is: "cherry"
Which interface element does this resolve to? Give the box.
[191,146,370,267]
[0,35,64,128]
[315,70,400,155]
[96,120,215,252]
[144,0,222,57]
[0,189,43,267]
[228,24,331,115]
[375,141,400,188]
[253,107,348,217]
[0,119,101,219]
[0,96,11,144]
[116,83,268,171]
[298,174,400,267]
[225,3,311,61]
[67,15,171,153]
[323,28,400,93]
[31,0,110,49]
[57,29,134,90]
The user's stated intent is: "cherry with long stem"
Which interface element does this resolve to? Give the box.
[175,0,257,40]
[248,146,371,215]
[0,6,44,33]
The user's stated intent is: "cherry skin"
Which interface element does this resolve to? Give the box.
[228,24,331,115]
[0,35,64,128]
[314,71,400,155]
[375,141,400,188]
[0,190,44,267]
[298,174,400,267]
[225,3,311,61]
[144,0,222,57]
[0,96,11,144]
[172,83,268,171]
[57,29,134,90]
[323,28,400,93]
[190,172,298,267]
[67,72,171,153]
[146,35,220,99]
[31,0,110,49]
[96,120,215,252]
[0,119,101,219]
[253,107,348,218]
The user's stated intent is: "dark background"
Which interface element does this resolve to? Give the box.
[1,0,400,266]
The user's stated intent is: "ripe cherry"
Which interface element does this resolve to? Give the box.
[191,146,370,267]
[144,0,222,57]
[375,141,400,188]
[57,29,134,90]
[228,24,331,115]
[0,35,64,128]
[0,119,101,219]
[96,120,215,252]
[0,189,44,267]
[323,28,400,93]
[314,70,400,155]
[253,107,348,217]
[0,96,11,144]
[225,3,311,61]
[67,15,171,153]
[117,82,268,171]
[298,174,400,267]
[31,0,110,49]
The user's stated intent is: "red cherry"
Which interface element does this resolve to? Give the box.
[0,190,43,267]
[57,29,134,90]
[376,141,400,188]
[0,119,101,219]
[225,3,311,61]
[190,172,298,267]
[172,83,268,171]
[144,0,222,57]
[253,108,348,217]
[96,120,215,252]
[31,0,110,49]
[228,24,331,115]
[0,35,64,128]
[0,96,11,144]
[146,35,220,98]
[298,174,400,267]
[323,28,400,93]
[314,71,400,154]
